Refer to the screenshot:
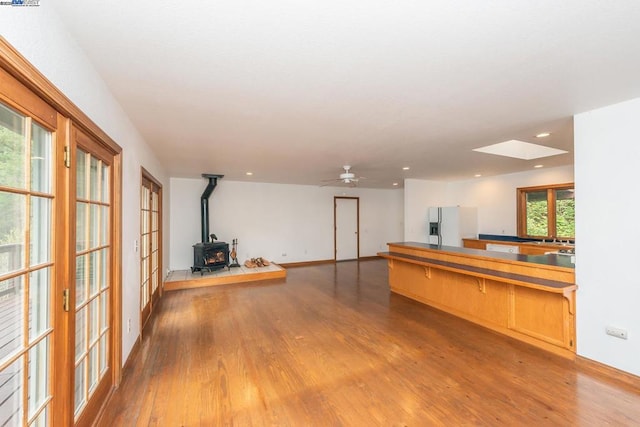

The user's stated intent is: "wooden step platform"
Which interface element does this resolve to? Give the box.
[164,263,286,291]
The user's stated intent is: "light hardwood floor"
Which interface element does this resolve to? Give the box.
[98,260,640,426]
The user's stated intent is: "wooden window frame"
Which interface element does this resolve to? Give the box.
[517,182,575,240]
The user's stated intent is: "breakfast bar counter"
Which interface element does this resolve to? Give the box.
[378,242,576,358]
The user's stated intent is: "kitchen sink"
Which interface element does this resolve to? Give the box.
[545,248,575,255]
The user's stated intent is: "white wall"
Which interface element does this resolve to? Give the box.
[1,6,170,363]
[574,97,640,376]
[403,178,448,241]
[403,166,574,241]
[170,178,403,269]
[447,166,574,236]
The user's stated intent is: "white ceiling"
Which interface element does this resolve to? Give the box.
[52,1,640,188]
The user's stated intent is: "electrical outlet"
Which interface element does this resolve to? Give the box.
[606,326,628,340]
[282,252,287,257]
[127,318,131,333]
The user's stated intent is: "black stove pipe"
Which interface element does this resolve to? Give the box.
[200,174,224,243]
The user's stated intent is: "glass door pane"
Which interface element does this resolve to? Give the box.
[0,102,53,426]
[140,184,150,320]
[74,148,111,420]
[555,188,575,238]
[150,189,160,296]
[141,177,161,327]
[525,190,548,237]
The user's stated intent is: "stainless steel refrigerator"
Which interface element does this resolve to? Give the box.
[428,206,478,246]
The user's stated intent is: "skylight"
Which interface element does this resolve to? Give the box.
[472,140,568,160]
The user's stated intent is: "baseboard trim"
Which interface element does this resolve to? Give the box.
[358,255,382,261]
[121,334,142,378]
[279,259,335,268]
[94,334,141,426]
[280,256,382,268]
[576,355,640,392]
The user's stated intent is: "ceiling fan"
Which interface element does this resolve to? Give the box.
[321,165,366,187]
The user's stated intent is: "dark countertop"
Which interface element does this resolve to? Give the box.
[387,241,575,270]
[380,251,574,289]
[477,234,575,245]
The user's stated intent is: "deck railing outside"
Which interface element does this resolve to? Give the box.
[0,243,25,425]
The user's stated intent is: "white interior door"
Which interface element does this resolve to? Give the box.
[335,198,358,261]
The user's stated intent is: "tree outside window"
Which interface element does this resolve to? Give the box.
[518,183,575,240]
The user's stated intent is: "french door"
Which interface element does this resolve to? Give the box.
[0,55,121,425]
[72,127,115,425]
[0,90,58,426]
[140,172,161,327]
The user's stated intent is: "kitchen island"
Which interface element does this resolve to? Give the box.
[378,242,576,359]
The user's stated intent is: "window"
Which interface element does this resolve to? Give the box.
[517,183,575,239]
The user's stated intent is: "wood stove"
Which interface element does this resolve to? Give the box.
[192,241,229,275]
[191,174,230,275]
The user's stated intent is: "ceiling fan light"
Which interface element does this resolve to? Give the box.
[340,172,355,180]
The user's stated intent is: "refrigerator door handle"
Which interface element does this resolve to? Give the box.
[438,207,443,245]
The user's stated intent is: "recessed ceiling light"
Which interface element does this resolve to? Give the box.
[393,182,399,186]
[246,172,253,176]
[474,174,482,178]
[534,164,544,168]
[473,140,567,160]
[402,166,410,170]
[536,132,551,138]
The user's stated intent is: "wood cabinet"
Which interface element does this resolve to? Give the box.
[461,238,486,250]
[379,242,576,359]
